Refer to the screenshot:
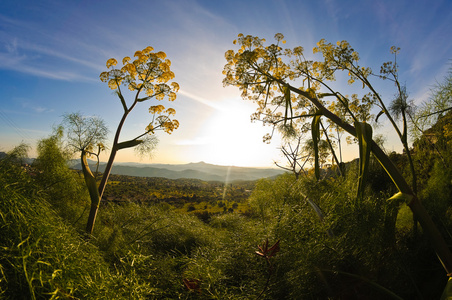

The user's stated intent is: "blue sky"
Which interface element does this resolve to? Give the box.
[0,0,451,167]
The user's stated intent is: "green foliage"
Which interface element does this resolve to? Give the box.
[413,65,452,139]
[84,201,269,298]
[244,168,449,299]
[33,132,90,225]
[195,213,268,297]
[104,174,254,205]
[412,110,452,183]
[421,156,452,238]
[0,150,154,299]
[63,113,109,155]
[248,174,299,232]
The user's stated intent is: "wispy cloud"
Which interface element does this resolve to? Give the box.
[5,37,18,54]
[2,59,98,82]
[0,11,104,82]
[20,102,54,114]
[178,89,222,110]
[0,43,99,82]
[23,42,102,71]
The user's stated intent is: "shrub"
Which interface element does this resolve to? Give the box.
[0,149,155,299]
[33,133,90,227]
[246,170,436,299]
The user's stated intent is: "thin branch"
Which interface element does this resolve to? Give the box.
[417,106,452,119]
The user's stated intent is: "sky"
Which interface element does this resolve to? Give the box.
[0,0,451,167]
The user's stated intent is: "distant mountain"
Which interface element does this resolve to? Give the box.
[0,152,284,181]
[0,151,34,164]
[70,161,285,182]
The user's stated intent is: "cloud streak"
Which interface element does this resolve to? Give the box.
[178,89,223,110]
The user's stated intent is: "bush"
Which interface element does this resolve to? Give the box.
[0,149,156,299]
[246,169,438,299]
[421,157,452,240]
[33,133,90,227]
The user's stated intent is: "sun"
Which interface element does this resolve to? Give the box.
[196,99,281,167]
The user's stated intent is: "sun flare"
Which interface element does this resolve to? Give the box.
[195,99,281,167]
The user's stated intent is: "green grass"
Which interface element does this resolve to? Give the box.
[2,145,452,299]
[174,201,250,215]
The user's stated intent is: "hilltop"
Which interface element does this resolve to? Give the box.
[70,160,285,182]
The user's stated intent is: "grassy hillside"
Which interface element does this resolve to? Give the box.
[2,134,452,298]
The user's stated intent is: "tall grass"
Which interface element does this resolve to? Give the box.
[245,168,447,299]
[2,141,451,298]
[93,203,269,298]
[0,151,156,299]
[0,146,273,299]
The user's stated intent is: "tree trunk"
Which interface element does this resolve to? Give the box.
[83,146,119,235]
[84,96,135,234]
[80,151,101,235]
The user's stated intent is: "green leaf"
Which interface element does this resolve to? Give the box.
[355,121,373,197]
[375,110,385,123]
[441,277,452,300]
[117,139,143,150]
[137,96,152,102]
[388,192,413,203]
[312,112,322,180]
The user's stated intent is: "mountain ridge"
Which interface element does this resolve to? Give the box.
[0,152,285,181]
[70,160,285,182]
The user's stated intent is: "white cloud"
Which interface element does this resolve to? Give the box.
[5,37,18,54]
[178,89,222,110]
[0,41,99,81]
[21,102,54,114]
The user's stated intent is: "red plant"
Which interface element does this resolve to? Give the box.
[256,238,280,260]
[183,278,201,294]
[255,239,280,299]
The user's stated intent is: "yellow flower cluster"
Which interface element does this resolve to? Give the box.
[145,123,154,133]
[142,46,154,54]
[106,58,117,68]
[99,46,179,116]
[100,46,178,96]
[121,63,137,78]
[165,108,176,116]
[156,92,165,100]
[99,46,180,138]
[168,92,177,101]
[149,105,166,114]
[157,70,175,83]
[146,110,179,135]
[171,82,180,92]
[162,119,179,134]
[108,78,120,89]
